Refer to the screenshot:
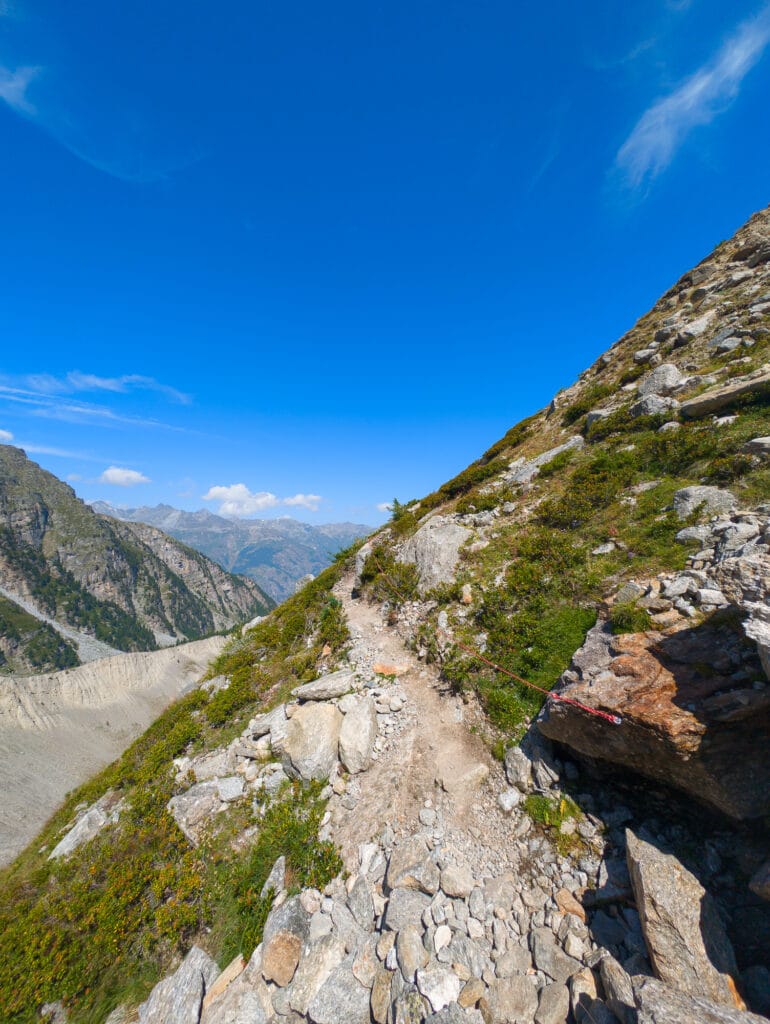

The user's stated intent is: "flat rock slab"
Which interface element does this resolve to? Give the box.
[338,697,377,774]
[680,367,770,419]
[307,959,371,1024]
[626,830,742,1009]
[292,669,357,702]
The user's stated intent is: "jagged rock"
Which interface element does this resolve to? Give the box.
[262,896,310,987]
[215,776,244,802]
[167,782,223,845]
[535,983,570,1024]
[626,830,742,1008]
[385,836,440,895]
[338,697,377,774]
[486,975,540,1023]
[398,516,472,593]
[48,791,124,860]
[440,862,475,898]
[307,957,371,1024]
[292,669,357,702]
[200,955,272,1024]
[673,486,736,519]
[538,621,770,819]
[392,985,429,1024]
[201,954,245,1012]
[637,363,685,396]
[598,953,636,1024]
[383,887,433,930]
[631,394,681,417]
[250,704,289,742]
[138,946,219,1024]
[504,436,585,486]
[288,934,346,1015]
[371,966,392,1024]
[497,787,521,813]
[531,927,582,983]
[416,967,462,1012]
[347,874,375,929]
[260,855,285,898]
[504,745,533,792]
[397,924,430,982]
[633,976,768,1024]
[281,703,342,781]
[680,367,770,419]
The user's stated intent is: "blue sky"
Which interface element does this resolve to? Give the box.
[1,1,769,526]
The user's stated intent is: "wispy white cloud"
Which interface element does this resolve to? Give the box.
[99,466,150,486]
[0,377,192,432]
[203,483,322,516]
[0,428,13,441]
[376,501,392,513]
[616,6,770,188]
[66,372,191,404]
[0,65,39,115]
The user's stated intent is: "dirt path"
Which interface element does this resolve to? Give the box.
[330,571,515,876]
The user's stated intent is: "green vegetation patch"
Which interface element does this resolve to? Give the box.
[359,546,419,604]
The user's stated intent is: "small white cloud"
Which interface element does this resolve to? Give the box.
[616,5,770,188]
[0,428,13,442]
[376,502,392,513]
[0,65,39,116]
[284,493,322,511]
[67,473,83,482]
[66,371,191,404]
[203,483,322,516]
[99,466,150,486]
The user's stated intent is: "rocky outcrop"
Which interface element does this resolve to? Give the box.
[680,366,770,419]
[625,830,743,1008]
[398,516,472,593]
[138,946,219,1024]
[633,977,768,1024]
[48,791,124,860]
[537,617,770,819]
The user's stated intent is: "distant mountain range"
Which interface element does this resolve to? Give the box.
[91,502,372,601]
[0,446,274,673]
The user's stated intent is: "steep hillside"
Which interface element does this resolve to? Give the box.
[1,207,769,1024]
[0,447,274,670]
[92,501,371,601]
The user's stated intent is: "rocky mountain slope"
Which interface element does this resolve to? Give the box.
[0,446,274,671]
[92,501,371,602]
[1,206,769,1024]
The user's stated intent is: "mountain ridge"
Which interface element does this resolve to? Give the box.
[91,500,372,601]
[0,446,274,672]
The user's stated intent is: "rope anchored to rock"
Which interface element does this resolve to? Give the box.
[367,552,622,727]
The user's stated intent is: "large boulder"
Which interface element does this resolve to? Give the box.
[673,486,736,520]
[626,831,743,1008]
[633,977,767,1024]
[338,697,378,774]
[397,515,471,593]
[261,896,310,987]
[138,946,219,1024]
[537,620,770,819]
[281,703,343,781]
[637,363,685,397]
